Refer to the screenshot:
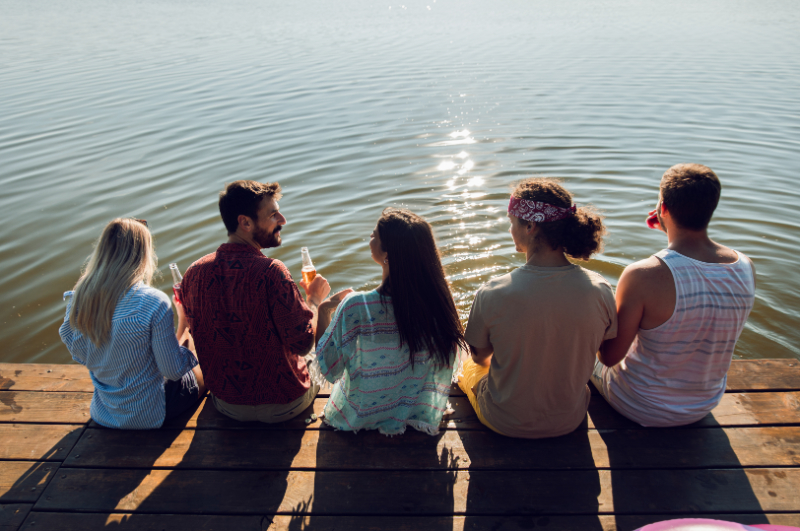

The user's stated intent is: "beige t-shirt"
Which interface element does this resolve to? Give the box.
[465,263,617,438]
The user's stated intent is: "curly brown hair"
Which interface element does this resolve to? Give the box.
[512,178,606,261]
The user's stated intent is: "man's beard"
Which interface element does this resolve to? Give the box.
[254,226,281,248]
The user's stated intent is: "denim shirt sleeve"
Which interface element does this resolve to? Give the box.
[149,296,198,381]
[58,291,85,365]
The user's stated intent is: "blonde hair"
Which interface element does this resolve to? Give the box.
[69,218,158,346]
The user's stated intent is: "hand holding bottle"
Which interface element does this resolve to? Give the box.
[169,263,183,303]
[301,274,331,307]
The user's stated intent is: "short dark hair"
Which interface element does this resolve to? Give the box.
[660,164,721,231]
[218,180,282,234]
[512,178,606,261]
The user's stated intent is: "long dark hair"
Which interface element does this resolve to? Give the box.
[513,178,606,260]
[376,208,466,367]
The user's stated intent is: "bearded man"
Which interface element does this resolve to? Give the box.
[181,180,332,423]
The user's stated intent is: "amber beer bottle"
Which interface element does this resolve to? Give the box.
[169,263,183,304]
[300,247,317,285]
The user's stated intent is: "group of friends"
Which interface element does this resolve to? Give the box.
[59,162,756,438]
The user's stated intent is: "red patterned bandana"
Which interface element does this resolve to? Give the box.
[508,195,576,222]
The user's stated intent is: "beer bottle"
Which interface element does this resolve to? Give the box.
[300,247,316,285]
[169,263,183,304]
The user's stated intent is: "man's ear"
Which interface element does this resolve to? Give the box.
[525,221,536,234]
[238,214,254,233]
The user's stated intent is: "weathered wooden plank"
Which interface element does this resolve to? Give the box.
[12,513,800,531]
[0,425,84,461]
[588,391,800,429]
[161,395,474,430]
[37,467,800,515]
[286,515,800,531]
[17,513,800,531]
[0,392,91,424]
[614,515,800,531]
[268,515,800,531]
[160,390,800,431]
[726,359,800,391]
[0,504,32,531]
[64,425,800,470]
[19,513,264,531]
[0,462,57,503]
[2,357,793,396]
[2,370,794,429]
[0,364,92,393]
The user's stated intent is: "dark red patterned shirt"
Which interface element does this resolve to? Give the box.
[181,243,314,405]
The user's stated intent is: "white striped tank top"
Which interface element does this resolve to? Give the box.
[601,248,755,427]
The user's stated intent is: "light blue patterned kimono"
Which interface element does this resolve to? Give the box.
[314,290,457,436]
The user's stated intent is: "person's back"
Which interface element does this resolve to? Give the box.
[181,180,332,422]
[469,264,615,437]
[183,245,312,404]
[317,290,458,435]
[315,208,466,436]
[594,163,756,427]
[461,178,617,439]
[59,219,202,430]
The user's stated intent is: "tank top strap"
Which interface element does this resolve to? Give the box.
[652,249,690,303]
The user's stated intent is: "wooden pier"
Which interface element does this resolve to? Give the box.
[2,359,800,530]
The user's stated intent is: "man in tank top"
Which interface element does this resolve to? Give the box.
[592,163,756,427]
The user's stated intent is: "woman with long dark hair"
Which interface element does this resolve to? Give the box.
[460,178,617,438]
[313,208,466,435]
[59,218,205,429]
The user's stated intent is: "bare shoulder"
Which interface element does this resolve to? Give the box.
[620,255,672,288]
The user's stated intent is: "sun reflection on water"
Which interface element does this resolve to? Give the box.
[431,128,509,321]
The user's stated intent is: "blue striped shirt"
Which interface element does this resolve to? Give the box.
[59,283,198,429]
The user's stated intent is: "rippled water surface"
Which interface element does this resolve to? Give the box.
[1,0,799,363]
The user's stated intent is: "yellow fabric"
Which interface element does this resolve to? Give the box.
[457,356,503,434]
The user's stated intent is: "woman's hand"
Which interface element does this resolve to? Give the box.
[173,295,189,341]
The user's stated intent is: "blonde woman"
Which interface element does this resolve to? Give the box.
[59,218,205,429]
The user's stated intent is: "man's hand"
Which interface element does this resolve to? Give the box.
[300,274,331,307]
[319,288,354,315]
[178,328,197,358]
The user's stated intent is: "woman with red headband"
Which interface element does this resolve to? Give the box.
[459,178,617,438]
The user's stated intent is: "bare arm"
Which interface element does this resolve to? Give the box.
[597,266,646,367]
[598,256,675,367]
[314,288,354,345]
[470,343,493,368]
[173,296,189,341]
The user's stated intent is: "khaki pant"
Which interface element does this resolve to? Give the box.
[212,384,319,423]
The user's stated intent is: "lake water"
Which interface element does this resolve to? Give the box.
[1,0,799,364]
